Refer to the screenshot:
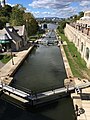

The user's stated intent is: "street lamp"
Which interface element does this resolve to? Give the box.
[10,41,14,65]
[26,19,29,37]
[11,49,14,65]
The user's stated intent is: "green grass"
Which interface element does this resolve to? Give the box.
[0,55,12,64]
[63,45,83,78]
[59,33,90,79]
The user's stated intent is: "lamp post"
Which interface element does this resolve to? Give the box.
[26,19,29,37]
[11,49,14,65]
[10,41,14,65]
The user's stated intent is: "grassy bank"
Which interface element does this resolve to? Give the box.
[0,55,12,64]
[59,33,90,79]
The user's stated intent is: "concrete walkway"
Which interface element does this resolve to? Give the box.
[0,45,34,85]
[71,78,90,120]
[0,61,4,68]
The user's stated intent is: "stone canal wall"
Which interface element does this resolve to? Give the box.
[0,45,34,85]
[59,44,73,78]
[56,31,73,79]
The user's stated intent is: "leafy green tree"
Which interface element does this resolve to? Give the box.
[23,12,38,36]
[10,4,25,26]
[0,5,12,29]
[0,5,12,18]
[57,20,67,33]
[78,11,84,19]
[0,16,8,29]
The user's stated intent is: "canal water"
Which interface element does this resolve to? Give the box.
[0,24,75,120]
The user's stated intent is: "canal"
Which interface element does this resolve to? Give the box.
[12,43,67,93]
[0,24,75,120]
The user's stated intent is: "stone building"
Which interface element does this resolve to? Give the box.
[64,11,90,68]
[0,24,28,52]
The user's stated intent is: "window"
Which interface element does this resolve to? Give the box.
[86,47,89,60]
[81,42,83,52]
[77,39,79,46]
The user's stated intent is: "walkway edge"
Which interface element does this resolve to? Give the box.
[0,45,34,85]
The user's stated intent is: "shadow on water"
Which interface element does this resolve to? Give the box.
[0,97,75,120]
[0,99,54,120]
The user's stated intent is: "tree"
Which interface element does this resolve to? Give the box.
[10,4,25,26]
[78,11,84,19]
[23,12,38,36]
[0,5,12,29]
[0,16,8,29]
[57,20,67,33]
[0,4,38,36]
[0,5,12,18]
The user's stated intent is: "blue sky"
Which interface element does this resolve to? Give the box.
[6,0,90,18]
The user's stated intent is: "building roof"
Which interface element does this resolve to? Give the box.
[0,28,11,40]
[0,27,22,43]
[84,11,90,14]
[0,28,6,36]
[14,25,25,36]
[5,27,22,42]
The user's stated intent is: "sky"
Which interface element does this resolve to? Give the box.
[6,0,90,18]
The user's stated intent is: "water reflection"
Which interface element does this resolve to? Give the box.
[13,45,67,93]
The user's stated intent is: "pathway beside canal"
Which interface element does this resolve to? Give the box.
[0,61,4,69]
[0,45,34,85]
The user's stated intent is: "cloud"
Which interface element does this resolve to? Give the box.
[29,0,71,9]
[32,11,56,18]
[29,0,90,18]
[80,1,90,7]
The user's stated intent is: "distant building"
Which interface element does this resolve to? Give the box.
[84,11,90,17]
[0,0,5,7]
[0,24,28,52]
[64,10,90,68]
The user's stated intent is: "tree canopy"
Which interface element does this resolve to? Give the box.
[10,4,25,26]
[67,11,84,22]
[23,12,38,36]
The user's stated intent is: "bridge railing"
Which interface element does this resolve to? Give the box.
[11,84,64,95]
[10,84,32,94]
[29,84,65,96]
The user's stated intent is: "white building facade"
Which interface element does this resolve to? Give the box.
[64,11,90,69]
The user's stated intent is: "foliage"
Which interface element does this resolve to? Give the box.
[67,11,84,22]
[23,12,39,36]
[10,4,25,26]
[0,5,12,29]
[57,20,67,33]
[0,5,12,18]
[78,11,84,19]
[0,55,12,63]
[0,16,8,29]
